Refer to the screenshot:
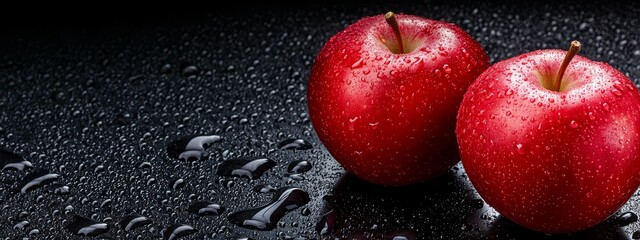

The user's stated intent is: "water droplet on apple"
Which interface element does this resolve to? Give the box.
[515,144,525,155]
[626,83,636,91]
[603,102,610,111]
[588,112,595,120]
[612,89,622,97]
[350,58,364,69]
[348,117,358,131]
[434,69,443,78]
[443,64,451,74]
[505,89,514,96]
[569,120,579,128]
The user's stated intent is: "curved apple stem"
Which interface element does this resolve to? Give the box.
[384,11,404,54]
[555,40,581,91]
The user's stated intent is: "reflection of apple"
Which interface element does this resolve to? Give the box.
[307,12,489,185]
[457,41,640,233]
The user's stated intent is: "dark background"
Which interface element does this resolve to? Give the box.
[1,0,640,239]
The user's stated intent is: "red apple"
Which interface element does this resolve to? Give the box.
[456,41,640,233]
[307,12,489,186]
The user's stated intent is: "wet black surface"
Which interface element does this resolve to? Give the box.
[1,0,640,239]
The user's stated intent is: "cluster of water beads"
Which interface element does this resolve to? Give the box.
[2,133,316,239]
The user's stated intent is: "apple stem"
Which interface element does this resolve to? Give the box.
[554,40,581,91]
[384,11,404,54]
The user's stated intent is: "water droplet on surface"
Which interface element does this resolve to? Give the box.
[119,213,152,232]
[228,187,310,230]
[300,207,311,216]
[217,157,276,180]
[162,224,197,240]
[18,169,60,193]
[0,149,32,171]
[167,135,221,161]
[287,160,312,173]
[160,63,172,74]
[315,209,335,235]
[66,215,109,237]
[138,162,152,169]
[182,66,199,76]
[277,138,313,150]
[14,220,29,230]
[253,184,277,193]
[53,185,71,195]
[171,178,185,189]
[188,201,225,216]
[617,211,638,226]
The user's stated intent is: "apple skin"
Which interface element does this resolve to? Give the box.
[456,49,640,233]
[307,13,489,186]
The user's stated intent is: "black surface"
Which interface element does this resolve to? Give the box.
[1,1,640,239]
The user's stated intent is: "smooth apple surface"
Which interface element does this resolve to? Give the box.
[308,13,489,186]
[456,49,640,233]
